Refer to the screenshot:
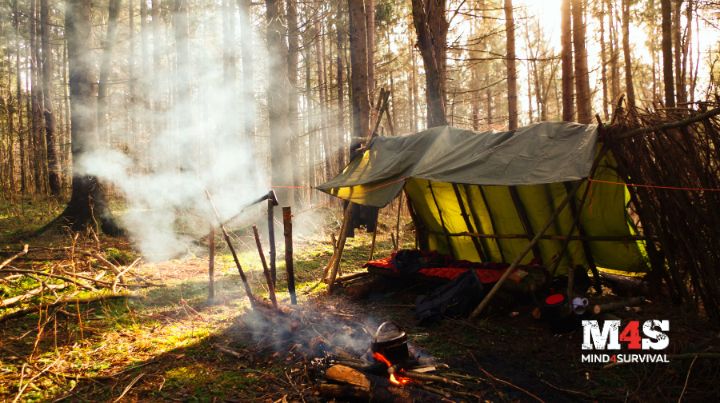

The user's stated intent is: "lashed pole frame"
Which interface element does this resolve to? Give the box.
[427,181,456,259]
[451,183,488,261]
[508,186,543,263]
[473,185,506,262]
[470,146,608,318]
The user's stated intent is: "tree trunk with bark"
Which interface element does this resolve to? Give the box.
[40,0,61,195]
[560,0,574,121]
[411,0,448,128]
[239,0,255,141]
[335,2,346,171]
[286,0,301,202]
[622,0,636,108]
[672,0,686,105]
[504,0,518,129]
[265,0,293,204]
[60,0,119,233]
[572,0,592,123]
[661,0,675,107]
[97,0,121,147]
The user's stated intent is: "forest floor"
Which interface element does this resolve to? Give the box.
[1,198,719,402]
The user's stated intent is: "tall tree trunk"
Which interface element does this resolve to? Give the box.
[504,0,518,129]
[41,0,61,195]
[599,0,610,120]
[304,29,316,202]
[608,0,620,103]
[13,0,27,195]
[672,0,686,105]
[335,2,346,171]
[411,0,448,128]
[97,0,121,147]
[365,0,375,98]
[173,0,190,132]
[128,0,135,142]
[621,0,636,108]
[30,0,47,194]
[684,0,693,103]
[286,0,301,202]
[661,0,675,107]
[239,0,255,142]
[265,0,293,204]
[61,0,118,233]
[560,0,574,121]
[572,0,592,123]
[348,0,371,139]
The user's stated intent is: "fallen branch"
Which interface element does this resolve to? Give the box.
[1,283,67,308]
[0,293,141,323]
[0,244,29,271]
[112,258,142,293]
[401,370,463,387]
[1,269,97,291]
[112,372,146,402]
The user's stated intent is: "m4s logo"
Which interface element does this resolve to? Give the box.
[581,320,669,350]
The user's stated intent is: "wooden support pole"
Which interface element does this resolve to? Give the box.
[283,207,297,305]
[208,227,215,301]
[428,181,456,258]
[469,179,584,318]
[509,186,543,263]
[268,199,276,285]
[452,183,488,261]
[252,225,278,309]
[394,193,403,251]
[204,190,256,307]
[327,203,353,292]
[368,225,378,261]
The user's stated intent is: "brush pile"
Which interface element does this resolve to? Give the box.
[604,103,720,322]
[0,239,157,322]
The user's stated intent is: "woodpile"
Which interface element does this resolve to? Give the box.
[605,103,720,322]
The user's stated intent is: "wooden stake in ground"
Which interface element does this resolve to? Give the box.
[283,207,297,304]
[208,227,215,301]
[469,179,584,318]
[204,190,256,307]
[252,225,278,308]
[268,198,277,285]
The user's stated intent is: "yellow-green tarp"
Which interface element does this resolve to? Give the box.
[317,122,647,274]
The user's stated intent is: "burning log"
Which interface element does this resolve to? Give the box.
[320,365,454,402]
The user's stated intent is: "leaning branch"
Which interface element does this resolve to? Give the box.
[0,244,29,271]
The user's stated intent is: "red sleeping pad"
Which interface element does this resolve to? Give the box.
[364,250,539,284]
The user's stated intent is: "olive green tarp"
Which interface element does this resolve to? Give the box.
[317,122,648,275]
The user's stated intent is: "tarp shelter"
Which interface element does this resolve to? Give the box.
[317,122,647,275]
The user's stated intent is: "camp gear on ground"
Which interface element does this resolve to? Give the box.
[415,270,486,324]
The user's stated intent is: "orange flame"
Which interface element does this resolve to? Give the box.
[372,352,412,386]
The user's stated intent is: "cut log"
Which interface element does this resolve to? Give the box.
[592,297,646,315]
[325,365,371,390]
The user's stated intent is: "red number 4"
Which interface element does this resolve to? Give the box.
[619,321,642,350]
